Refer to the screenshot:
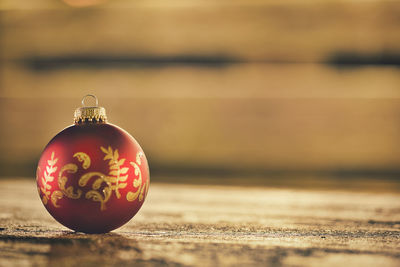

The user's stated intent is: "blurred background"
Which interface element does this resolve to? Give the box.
[1,0,400,191]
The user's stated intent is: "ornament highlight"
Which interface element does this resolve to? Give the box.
[36,95,150,233]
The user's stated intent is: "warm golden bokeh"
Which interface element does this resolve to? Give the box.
[0,0,399,190]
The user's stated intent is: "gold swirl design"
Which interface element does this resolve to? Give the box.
[77,146,130,210]
[39,147,148,211]
[73,152,91,169]
[58,163,82,199]
[51,191,63,207]
[126,152,148,202]
[79,171,111,211]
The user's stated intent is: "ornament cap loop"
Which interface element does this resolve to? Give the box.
[74,95,107,124]
[82,94,99,107]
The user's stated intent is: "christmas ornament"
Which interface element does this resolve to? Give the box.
[36,95,150,233]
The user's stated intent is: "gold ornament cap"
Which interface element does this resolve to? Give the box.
[74,95,107,124]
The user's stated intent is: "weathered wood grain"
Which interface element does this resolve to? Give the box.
[0,179,399,266]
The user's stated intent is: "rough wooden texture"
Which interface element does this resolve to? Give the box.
[0,179,399,266]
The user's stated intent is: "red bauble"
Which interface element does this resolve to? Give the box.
[36,96,150,233]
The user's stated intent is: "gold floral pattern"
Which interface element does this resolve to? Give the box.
[127,152,148,202]
[38,147,147,211]
[73,152,91,169]
[58,163,82,201]
[40,152,58,205]
[78,146,130,210]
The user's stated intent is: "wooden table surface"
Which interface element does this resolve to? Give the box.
[0,178,399,266]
